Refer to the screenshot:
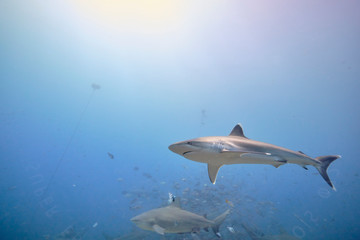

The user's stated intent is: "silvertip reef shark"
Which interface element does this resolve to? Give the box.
[169,124,341,190]
[131,195,230,238]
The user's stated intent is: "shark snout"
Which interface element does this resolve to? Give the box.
[168,141,189,156]
[130,216,140,223]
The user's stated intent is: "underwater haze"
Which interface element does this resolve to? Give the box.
[1,0,360,239]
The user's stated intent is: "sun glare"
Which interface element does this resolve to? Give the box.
[73,0,183,34]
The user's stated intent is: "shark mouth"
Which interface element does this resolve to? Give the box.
[183,151,192,156]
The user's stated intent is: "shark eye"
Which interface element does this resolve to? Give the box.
[187,142,192,145]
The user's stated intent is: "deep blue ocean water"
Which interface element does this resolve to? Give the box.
[1,1,359,239]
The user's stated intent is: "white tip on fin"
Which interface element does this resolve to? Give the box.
[208,164,222,184]
[153,224,165,235]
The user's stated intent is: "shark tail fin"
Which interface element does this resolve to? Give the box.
[315,155,341,191]
[211,209,230,238]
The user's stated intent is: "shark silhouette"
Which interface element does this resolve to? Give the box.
[131,196,230,238]
[169,124,340,190]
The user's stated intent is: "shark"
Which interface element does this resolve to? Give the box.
[130,195,230,238]
[168,124,340,190]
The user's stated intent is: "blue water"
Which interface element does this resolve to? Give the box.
[1,1,359,239]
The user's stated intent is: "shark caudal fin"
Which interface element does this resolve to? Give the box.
[315,155,341,191]
[211,209,230,238]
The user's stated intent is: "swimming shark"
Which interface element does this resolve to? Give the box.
[168,124,340,190]
[130,196,230,238]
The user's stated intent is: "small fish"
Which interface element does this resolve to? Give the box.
[225,199,234,207]
[107,152,114,159]
[168,193,175,203]
[92,222,98,228]
[227,226,235,233]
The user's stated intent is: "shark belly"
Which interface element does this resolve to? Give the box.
[183,152,220,164]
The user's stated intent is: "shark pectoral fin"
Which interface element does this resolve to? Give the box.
[208,164,223,184]
[153,224,165,235]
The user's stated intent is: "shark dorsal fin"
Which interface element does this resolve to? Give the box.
[229,124,247,138]
[169,197,181,208]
